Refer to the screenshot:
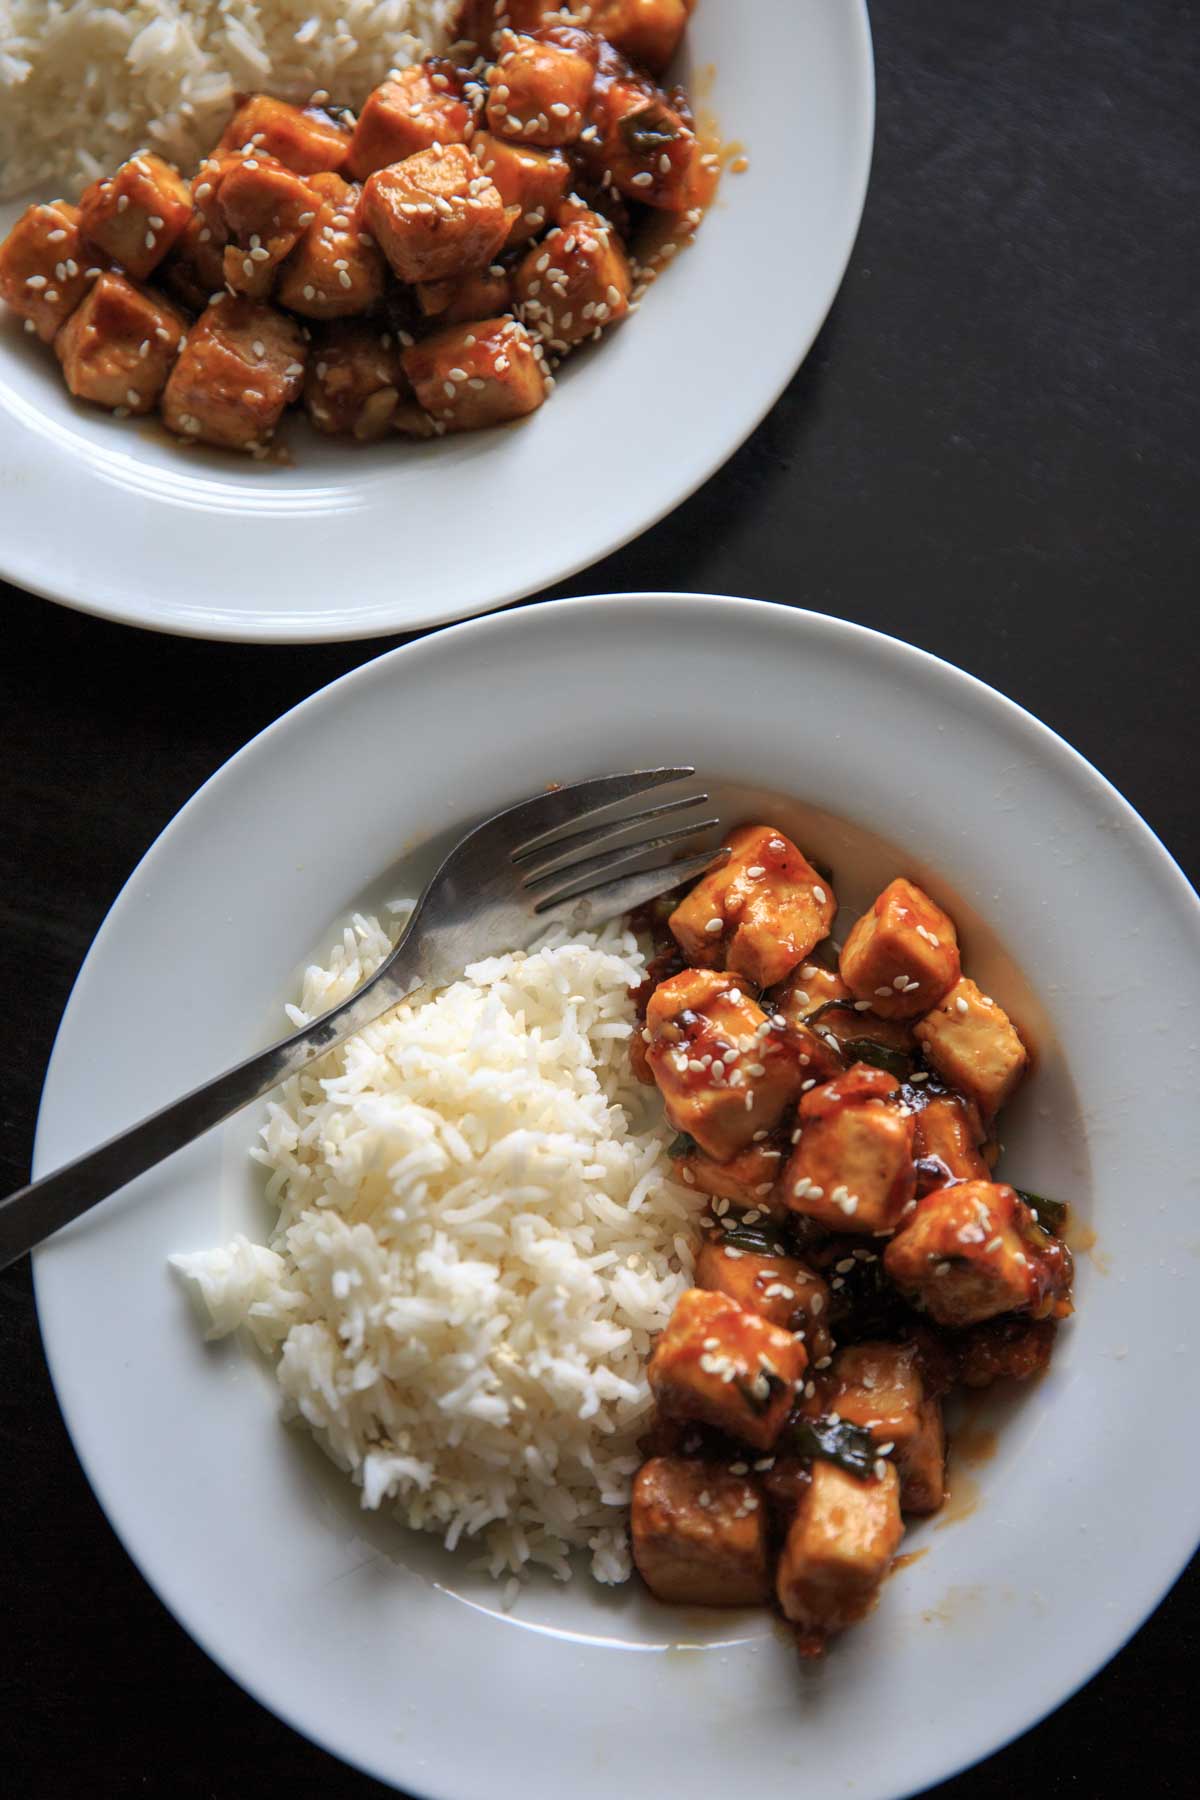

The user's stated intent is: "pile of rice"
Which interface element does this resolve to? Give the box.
[0,1,458,202]
[172,909,702,1587]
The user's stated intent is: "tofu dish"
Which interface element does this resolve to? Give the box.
[0,3,712,454]
[629,824,1075,1654]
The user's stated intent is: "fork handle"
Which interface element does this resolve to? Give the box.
[0,957,423,1273]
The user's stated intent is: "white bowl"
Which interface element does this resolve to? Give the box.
[33,593,1200,1798]
[0,2,873,641]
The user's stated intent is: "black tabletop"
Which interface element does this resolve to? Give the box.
[3,2,1196,1795]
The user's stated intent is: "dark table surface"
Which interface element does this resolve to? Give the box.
[3,2,1196,1794]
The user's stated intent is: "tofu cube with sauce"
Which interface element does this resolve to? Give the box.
[883,1180,1073,1327]
[275,173,385,318]
[956,1316,1057,1389]
[783,1065,916,1235]
[160,210,227,313]
[839,878,962,1019]
[645,969,808,1162]
[486,28,597,147]
[54,272,186,415]
[584,50,701,210]
[414,265,513,323]
[162,295,306,451]
[472,132,571,245]
[589,0,695,73]
[776,1461,903,1641]
[696,1239,834,1362]
[0,200,93,342]
[77,152,193,282]
[631,1458,771,1607]
[648,1287,806,1450]
[303,321,416,440]
[670,825,837,989]
[363,145,509,284]
[218,95,350,175]
[912,1091,991,1193]
[829,1341,945,1515]
[214,151,320,297]
[402,316,546,432]
[672,1142,786,1216]
[772,962,914,1072]
[513,207,631,349]
[913,977,1029,1119]
[345,64,471,181]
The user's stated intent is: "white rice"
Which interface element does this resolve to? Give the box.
[172,909,701,1585]
[0,2,458,202]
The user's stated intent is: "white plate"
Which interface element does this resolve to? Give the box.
[33,594,1200,1798]
[0,3,873,643]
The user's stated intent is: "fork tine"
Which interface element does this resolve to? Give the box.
[525,817,721,896]
[535,846,731,924]
[512,791,709,871]
[503,768,695,857]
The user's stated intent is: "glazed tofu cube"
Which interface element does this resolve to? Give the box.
[513,207,632,349]
[645,969,808,1162]
[303,321,414,440]
[77,153,192,282]
[830,1342,945,1515]
[216,152,320,297]
[589,0,695,73]
[472,132,571,245]
[160,210,227,312]
[459,0,568,50]
[275,172,386,318]
[632,1458,771,1607]
[696,1240,834,1360]
[776,1461,903,1640]
[772,962,914,1072]
[402,315,546,432]
[670,825,837,989]
[162,295,306,451]
[414,264,512,322]
[914,978,1029,1119]
[883,1180,1073,1327]
[956,1316,1057,1388]
[363,145,509,283]
[218,94,350,175]
[0,200,92,342]
[648,1288,806,1450]
[673,1143,786,1215]
[783,1065,916,1234]
[585,57,701,210]
[345,64,471,180]
[54,272,186,415]
[913,1091,990,1193]
[839,878,962,1019]
[486,28,597,147]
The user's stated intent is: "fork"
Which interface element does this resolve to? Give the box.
[0,768,725,1271]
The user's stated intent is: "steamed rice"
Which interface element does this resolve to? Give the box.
[172,908,702,1585]
[0,2,458,202]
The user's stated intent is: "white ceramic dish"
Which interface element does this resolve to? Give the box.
[0,2,873,643]
[33,594,1200,1797]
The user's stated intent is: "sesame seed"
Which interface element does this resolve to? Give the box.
[116,194,129,212]
[630,171,654,188]
[956,997,969,1014]
[704,917,723,934]
[813,884,827,904]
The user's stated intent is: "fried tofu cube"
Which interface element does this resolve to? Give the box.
[840,878,961,1019]
[486,27,597,147]
[696,1240,834,1361]
[956,1316,1057,1388]
[883,1180,1073,1327]
[830,1342,945,1515]
[159,209,227,312]
[772,961,914,1073]
[77,152,193,282]
[783,1065,916,1235]
[472,132,571,245]
[363,145,509,283]
[646,969,808,1162]
[673,1143,786,1216]
[402,315,546,432]
[54,272,186,415]
[776,1461,903,1639]
[589,0,695,73]
[914,978,1029,1119]
[162,295,305,451]
[215,151,320,297]
[0,200,93,342]
[670,825,837,989]
[513,206,631,348]
[414,264,512,322]
[275,172,386,318]
[913,1091,990,1194]
[345,64,471,180]
[303,321,414,440]
[632,1458,771,1606]
[648,1288,806,1450]
[459,0,568,50]
[585,56,701,210]
[218,94,350,175]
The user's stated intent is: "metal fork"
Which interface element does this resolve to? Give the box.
[0,768,725,1271]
